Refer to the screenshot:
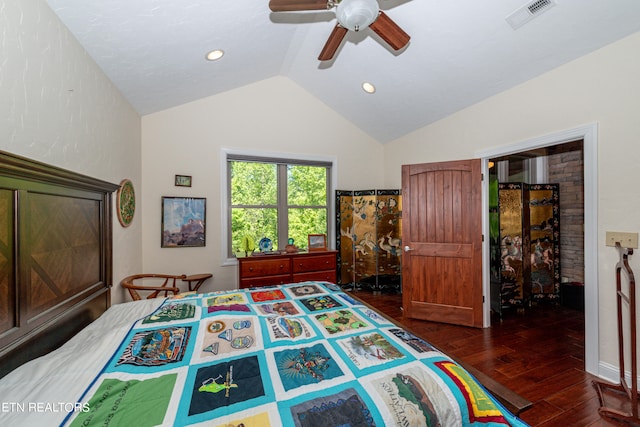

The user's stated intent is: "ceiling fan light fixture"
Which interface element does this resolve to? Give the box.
[205,49,224,61]
[336,0,379,32]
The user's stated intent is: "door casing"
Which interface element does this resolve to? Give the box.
[476,123,598,375]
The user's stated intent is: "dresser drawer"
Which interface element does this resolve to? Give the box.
[292,254,336,273]
[240,274,291,289]
[292,270,337,283]
[240,258,290,278]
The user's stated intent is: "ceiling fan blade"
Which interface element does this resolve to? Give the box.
[269,0,330,12]
[318,24,348,61]
[369,11,410,51]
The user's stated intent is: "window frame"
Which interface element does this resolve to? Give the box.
[220,148,336,265]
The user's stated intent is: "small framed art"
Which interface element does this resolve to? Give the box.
[161,197,206,247]
[175,175,192,187]
[308,234,327,252]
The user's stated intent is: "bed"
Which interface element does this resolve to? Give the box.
[0,281,529,426]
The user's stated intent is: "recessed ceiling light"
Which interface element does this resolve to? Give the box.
[206,49,224,61]
[362,82,376,94]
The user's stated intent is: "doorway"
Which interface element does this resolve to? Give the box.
[488,140,584,319]
[476,123,598,375]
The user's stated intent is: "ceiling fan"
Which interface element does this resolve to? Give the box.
[268,0,410,61]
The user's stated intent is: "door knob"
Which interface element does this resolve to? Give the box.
[404,245,412,252]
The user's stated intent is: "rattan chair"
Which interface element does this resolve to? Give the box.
[120,274,187,301]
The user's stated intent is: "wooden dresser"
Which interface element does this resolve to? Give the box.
[237,251,337,289]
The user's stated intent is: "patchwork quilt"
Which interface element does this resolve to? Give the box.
[61,282,528,427]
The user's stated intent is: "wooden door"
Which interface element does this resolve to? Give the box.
[401,159,484,327]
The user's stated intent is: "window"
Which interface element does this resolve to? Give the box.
[227,154,331,258]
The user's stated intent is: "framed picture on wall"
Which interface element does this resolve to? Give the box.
[161,197,206,247]
[175,175,192,187]
[308,234,327,252]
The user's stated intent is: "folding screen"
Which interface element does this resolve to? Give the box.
[335,190,402,293]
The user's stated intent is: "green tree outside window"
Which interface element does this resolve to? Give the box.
[229,159,330,257]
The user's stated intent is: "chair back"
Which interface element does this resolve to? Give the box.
[120,274,187,301]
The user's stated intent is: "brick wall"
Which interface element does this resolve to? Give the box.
[547,146,584,283]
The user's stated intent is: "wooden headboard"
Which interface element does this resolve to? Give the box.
[0,151,119,378]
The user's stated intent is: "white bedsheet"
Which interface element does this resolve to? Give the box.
[0,298,163,426]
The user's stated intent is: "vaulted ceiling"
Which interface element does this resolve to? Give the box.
[46,0,640,143]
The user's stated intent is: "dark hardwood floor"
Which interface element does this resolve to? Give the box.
[352,289,635,427]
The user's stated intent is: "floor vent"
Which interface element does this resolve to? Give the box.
[506,0,556,30]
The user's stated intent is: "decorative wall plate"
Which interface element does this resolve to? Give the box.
[117,179,135,227]
[258,237,273,252]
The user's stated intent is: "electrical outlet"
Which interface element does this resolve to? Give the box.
[605,231,639,248]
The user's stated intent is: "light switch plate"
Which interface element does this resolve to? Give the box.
[605,231,639,248]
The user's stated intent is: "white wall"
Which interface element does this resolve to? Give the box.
[383,31,640,374]
[0,0,142,304]
[141,76,383,292]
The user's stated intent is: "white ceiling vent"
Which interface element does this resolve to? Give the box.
[506,0,556,30]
